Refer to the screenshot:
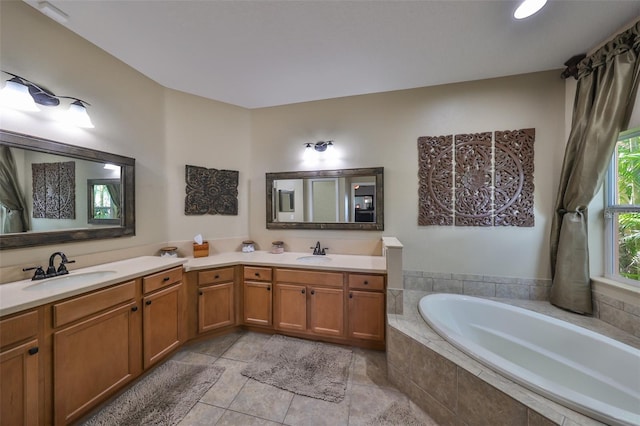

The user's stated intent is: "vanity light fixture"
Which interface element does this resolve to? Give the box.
[304,141,335,162]
[0,70,94,128]
[513,0,547,19]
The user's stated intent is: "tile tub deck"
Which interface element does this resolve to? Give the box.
[387,290,640,426]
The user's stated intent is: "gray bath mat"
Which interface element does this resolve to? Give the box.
[371,401,429,425]
[82,360,224,426]
[241,334,352,403]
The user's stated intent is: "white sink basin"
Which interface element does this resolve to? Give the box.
[24,270,117,291]
[296,256,332,265]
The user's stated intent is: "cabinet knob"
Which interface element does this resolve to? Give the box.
[28,347,39,356]
[364,280,369,285]
[145,300,152,306]
[214,275,220,279]
[267,286,271,291]
[310,290,315,295]
[131,306,138,312]
[255,272,260,277]
[199,291,203,296]
[163,276,170,282]
[301,289,305,294]
[349,293,353,298]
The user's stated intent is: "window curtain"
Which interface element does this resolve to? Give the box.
[105,183,121,218]
[550,21,640,314]
[0,146,30,233]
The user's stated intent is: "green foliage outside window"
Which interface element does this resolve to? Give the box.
[616,133,640,281]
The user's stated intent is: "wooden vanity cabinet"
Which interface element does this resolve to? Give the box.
[197,267,235,333]
[0,309,41,426]
[347,273,386,344]
[274,268,345,339]
[242,266,273,327]
[51,280,141,425]
[142,266,184,369]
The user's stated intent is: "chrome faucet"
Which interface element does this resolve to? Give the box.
[310,241,328,255]
[46,252,75,278]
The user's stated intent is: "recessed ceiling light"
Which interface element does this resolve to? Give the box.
[37,1,68,24]
[514,0,548,19]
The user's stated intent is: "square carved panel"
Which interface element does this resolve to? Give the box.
[185,165,239,215]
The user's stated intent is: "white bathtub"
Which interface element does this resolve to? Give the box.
[418,294,640,426]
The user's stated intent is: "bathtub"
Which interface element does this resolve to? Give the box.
[418,294,640,426]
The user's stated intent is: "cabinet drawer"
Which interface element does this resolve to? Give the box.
[143,266,183,294]
[198,267,235,286]
[348,274,385,291]
[53,281,136,328]
[276,268,343,288]
[0,310,38,349]
[244,266,272,282]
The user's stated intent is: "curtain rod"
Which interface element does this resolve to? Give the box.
[561,16,639,79]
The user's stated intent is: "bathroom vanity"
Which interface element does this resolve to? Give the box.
[0,251,388,425]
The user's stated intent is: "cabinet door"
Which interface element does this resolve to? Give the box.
[1,339,39,426]
[198,282,234,333]
[274,283,307,332]
[54,302,140,425]
[348,290,385,342]
[243,282,272,327]
[309,287,344,337]
[143,282,183,369]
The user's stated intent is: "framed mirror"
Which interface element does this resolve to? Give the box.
[266,167,383,230]
[0,129,135,249]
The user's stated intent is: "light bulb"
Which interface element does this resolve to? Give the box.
[56,100,94,128]
[0,79,40,111]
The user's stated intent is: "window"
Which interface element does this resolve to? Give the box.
[605,128,640,284]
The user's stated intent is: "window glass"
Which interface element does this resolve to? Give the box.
[606,129,640,283]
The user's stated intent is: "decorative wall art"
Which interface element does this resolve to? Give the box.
[32,161,76,219]
[185,165,239,216]
[418,128,534,227]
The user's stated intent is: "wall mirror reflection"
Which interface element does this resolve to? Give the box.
[266,167,383,230]
[0,130,135,249]
[88,178,121,225]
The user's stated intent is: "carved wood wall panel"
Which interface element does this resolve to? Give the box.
[454,132,493,226]
[184,165,239,215]
[494,129,535,227]
[32,161,75,219]
[417,128,534,227]
[417,135,453,225]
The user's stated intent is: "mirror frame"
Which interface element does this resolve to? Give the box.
[266,167,384,230]
[0,129,135,250]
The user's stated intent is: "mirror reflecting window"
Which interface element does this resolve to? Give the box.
[266,167,383,230]
[88,179,121,225]
[0,130,135,249]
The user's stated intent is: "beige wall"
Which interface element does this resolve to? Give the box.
[0,1,168,270]
[250,72,567,279]
[1,1,572,283]
[163,89,251,243]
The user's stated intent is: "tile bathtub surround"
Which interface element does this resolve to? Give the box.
[593,291,640,338]
[403,270,551,301]
[387,290,640,426]
[88,330,439,426]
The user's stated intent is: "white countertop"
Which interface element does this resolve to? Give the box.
[0,251,386,317]
[184,250,387,273]
[0,256,187,317]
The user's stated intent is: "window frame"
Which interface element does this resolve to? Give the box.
[604,127,640,286]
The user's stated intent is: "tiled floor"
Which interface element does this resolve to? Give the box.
[168,330,439,426]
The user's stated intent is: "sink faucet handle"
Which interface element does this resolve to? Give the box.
[57,258,75,275]
[321,248,328,255]
[22,266,46,281]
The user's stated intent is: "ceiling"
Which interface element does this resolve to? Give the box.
[24,0,640,109]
